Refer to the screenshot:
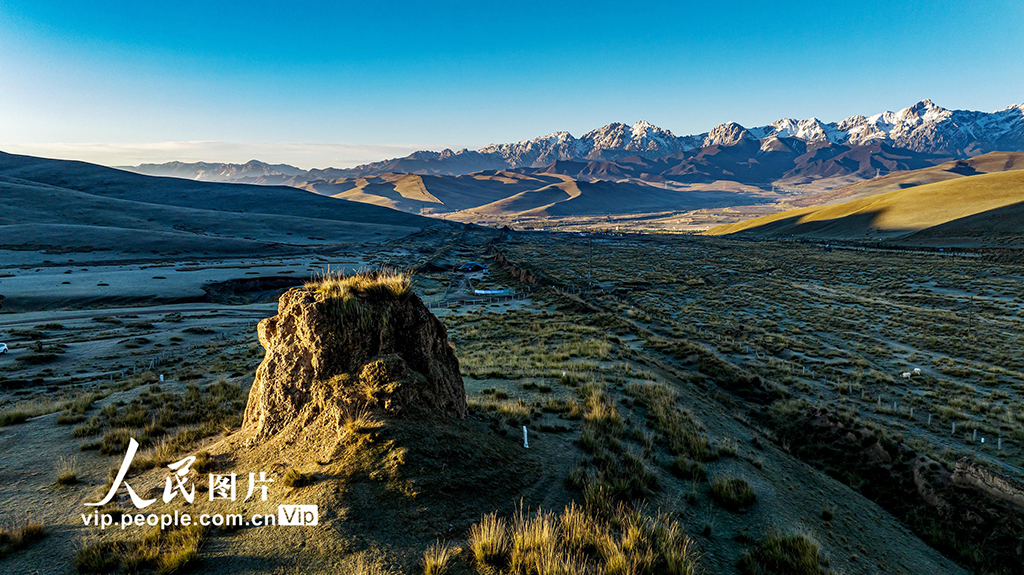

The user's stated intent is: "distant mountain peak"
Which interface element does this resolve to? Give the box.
[125,100,1024,181]
[704,122,755,147]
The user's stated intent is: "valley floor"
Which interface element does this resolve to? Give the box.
[1,229,1021,574]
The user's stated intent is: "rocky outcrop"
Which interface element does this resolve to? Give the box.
[242,285,466,443]
[952,457,1024,510]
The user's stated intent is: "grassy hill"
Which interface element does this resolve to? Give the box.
[706,169,1024,244]
[786,151,1024,208]
[0,151,435,257]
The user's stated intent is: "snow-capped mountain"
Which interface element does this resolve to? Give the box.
[702,121,757,147]
[404,99,1024,171]
[127,159,306,182]
[124,100,1024,181]
[748,99,1024,155]
[478,120,700,166]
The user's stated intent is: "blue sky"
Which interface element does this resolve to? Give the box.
[1,0,1022,168]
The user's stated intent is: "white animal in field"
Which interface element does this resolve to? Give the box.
[912,368,921,376]
[901,372,912,379]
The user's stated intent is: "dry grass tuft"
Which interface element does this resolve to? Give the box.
[75,524,206,575]
[282,468,313,489]
[0,521,46,558]
[423,540,456,575]
[710,477,757,512]
[467,503,698,575]
[346,549,399,575]
[738,531,830,575]
[306,268,411,301]
[469,512,509,567]
[55,456,79,485]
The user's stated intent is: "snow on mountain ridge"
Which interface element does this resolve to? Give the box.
[126,100,1024,179]
[473,99,1024,169]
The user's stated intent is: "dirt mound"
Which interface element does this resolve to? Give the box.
[241,279,466,443]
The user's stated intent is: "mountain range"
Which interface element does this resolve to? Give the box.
[126,99,1024,183]
[114,100,1024,225]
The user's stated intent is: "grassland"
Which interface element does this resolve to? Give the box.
[706,170,1024,243]
[2,226,1017,574]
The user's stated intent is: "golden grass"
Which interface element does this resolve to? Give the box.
[306,268,411,301]
[346,549,399,575]
[469,512,509,567]
[468,503,697,575]
[707,169,1024,237]
[626,383,710,461]
[423,540,456,575]
[75,525,206,574]
[0,396,74,427]
[0,521,46,558]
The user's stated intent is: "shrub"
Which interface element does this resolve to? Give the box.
[15,352,59,364]
[710,478,756,512]
[191,451,214,474]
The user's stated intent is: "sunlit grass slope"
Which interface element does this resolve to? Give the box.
[707,170,1024,240]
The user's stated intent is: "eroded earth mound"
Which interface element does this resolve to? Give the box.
[242,274,466,443]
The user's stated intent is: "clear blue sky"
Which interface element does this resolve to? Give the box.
[1,0,1022,168]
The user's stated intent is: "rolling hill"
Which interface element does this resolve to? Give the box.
[0,151,436,258]
[784,151,1024,208]
[706,169,1024,245]
[307,171,756,219]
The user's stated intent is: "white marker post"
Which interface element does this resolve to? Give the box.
[523,426,529,449]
